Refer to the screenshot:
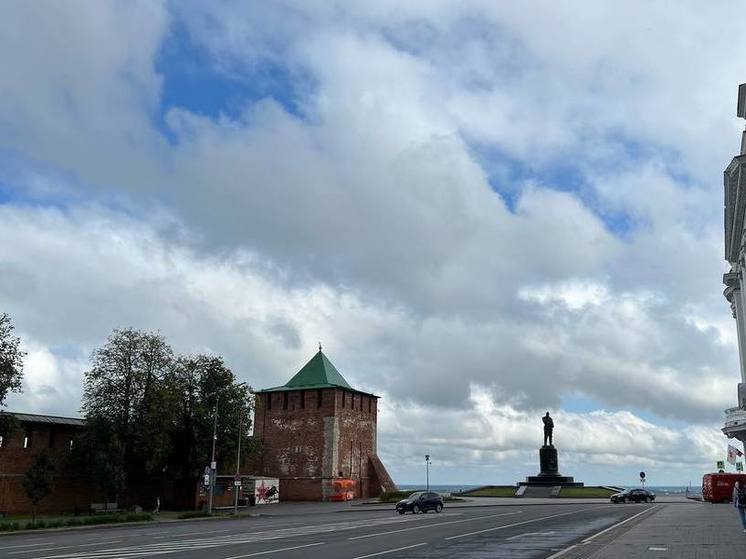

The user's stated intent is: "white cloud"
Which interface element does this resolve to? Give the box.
[0,1,743,484]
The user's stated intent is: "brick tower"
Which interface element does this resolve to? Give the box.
[249,348,396,500]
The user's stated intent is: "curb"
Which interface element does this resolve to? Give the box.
[0,512,262,537]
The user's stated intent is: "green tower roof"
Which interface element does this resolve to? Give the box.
[258,349,375,395]
[285,350,351,389]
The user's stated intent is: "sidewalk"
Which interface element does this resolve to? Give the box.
[557,502,745,558]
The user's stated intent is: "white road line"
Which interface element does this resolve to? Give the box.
[544,504,661,559]
[223,542,325,559]
[152,529,230,539]
[581,504,660,544]
[351,542,427,559]
[445,507,616,540]
[10,548,58,555]
[0,542,56,551]
[545,544,577,559]
[506,530,556,541]
[30,513,460,559]
[348,511,521,540]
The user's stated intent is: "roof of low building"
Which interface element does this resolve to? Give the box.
[3,412,85,427]
[256,349,378,397]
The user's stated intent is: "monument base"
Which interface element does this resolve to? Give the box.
[517,445,584,487]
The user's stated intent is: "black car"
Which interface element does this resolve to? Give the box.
[395,491,444,514]
[610,488,656,503]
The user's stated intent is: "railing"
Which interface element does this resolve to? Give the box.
[724,406,746,429]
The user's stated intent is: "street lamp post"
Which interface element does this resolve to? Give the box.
[425,455,430,491]
[233,383,247,514]
[208,396,219,514]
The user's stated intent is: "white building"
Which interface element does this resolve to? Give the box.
[722,83,746,446]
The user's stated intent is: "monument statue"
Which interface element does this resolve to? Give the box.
[542,411,554,447]
[517,410,582,489]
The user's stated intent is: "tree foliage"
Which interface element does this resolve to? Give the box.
[80,328,253,500]
[168,355,252,478]
[23,450,56,521]
[0,312,25,407]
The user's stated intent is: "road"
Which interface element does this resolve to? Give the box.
[0,502,661,559]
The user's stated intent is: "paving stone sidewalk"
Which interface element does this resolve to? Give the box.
[560,502,745,558]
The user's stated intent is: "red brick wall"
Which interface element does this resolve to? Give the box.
[249,388,384,500]
[0,421,103,514]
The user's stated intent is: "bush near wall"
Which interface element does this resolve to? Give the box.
[0,513,152,532]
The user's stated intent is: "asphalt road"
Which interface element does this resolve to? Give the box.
[0,502,660,559]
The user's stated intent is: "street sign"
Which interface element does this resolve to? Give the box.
[717,460,725,470]
[204,466,210,475]
[639,471,645,479]
[737,462,744,472]
[234,480,242,487]
[203,474,210,486]
[211,461,217,470]
[234,474,241,481]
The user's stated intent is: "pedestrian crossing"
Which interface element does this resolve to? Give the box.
[32,513,461,559]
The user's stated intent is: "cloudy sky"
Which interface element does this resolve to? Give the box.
[2,1,745,486]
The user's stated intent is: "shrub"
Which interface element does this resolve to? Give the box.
[177,511,212,519]
[0,521,20,532]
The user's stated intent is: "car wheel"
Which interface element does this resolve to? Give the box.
[646,497,651,503]
[413,504,421,514]
[435,503,443,513]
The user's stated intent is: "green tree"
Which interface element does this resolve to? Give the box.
[169,355,252,478]
[0,312,25,406]
[23,450,56,522]
[82,328,176,497]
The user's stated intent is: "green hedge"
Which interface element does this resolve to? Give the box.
[177,511,212,519]
[0,513,153,532]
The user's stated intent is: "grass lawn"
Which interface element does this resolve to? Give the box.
[557,487,615,498]
[459,486,517,497]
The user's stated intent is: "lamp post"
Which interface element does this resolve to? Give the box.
[233,382,247,514]
[425,455,430,491]
[208,396,219,514]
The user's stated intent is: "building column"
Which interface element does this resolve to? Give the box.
[735,284,746,383]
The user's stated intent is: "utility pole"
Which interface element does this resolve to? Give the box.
[425,454,430,491]
[208,396,219,514]
[233,382,247,514]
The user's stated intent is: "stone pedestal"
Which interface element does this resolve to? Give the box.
[518,445,583,487]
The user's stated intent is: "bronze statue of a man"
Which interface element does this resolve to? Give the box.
[542,411,554,446]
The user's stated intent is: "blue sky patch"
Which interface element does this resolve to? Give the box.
[155,19,313,144]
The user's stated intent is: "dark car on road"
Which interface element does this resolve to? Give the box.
[610,488,655,503]
[396,491,444,514]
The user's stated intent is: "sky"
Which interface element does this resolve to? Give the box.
[1,0,745,487]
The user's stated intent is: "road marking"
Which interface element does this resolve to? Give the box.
[8,540,124,555]
[0,542,55,551]
[506,530,556,540]
[30,514,442,559]
[223,542,325,559]
[152,529,230,538]
[545,504,662,558]
[648,546,667,551]
[351,542,427,559]
[581,504,660,544]
[348,511,521,540]
[445,507,615,540]
[545,545,577,559]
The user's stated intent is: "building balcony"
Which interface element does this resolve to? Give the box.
[723,406,746,442]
